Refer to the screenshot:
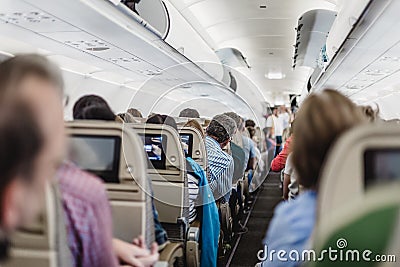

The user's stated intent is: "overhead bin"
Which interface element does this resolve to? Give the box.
[293,9,337,70]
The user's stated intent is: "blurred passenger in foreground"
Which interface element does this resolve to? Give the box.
[0,54,66,261]
[3,57,158,267]
[261,90,366,267]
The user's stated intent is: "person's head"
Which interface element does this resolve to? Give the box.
[0,54,66,232]
[359,105,380,122]
[146,114,178,132]
[78,104,116,121]
[245,119,256,128]
[206,114,237,147]
[73,94,113,120]
[224,112,244,132]
[117,112,135,123]
[292,89,366,190]
[127,108,143,118]
[247,126,256,139]
[179,108,200,118]
[271,107,278,116]
[184,119,205,138]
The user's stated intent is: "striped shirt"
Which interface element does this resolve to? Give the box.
[187,173,199,223]
[205,136,234,201]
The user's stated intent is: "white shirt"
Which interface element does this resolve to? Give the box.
[267,115,284,137]
[279,112,290,130]
[284,154,299,200]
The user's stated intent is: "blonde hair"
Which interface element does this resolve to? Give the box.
[292,89,366,189]
[184,119,205,138]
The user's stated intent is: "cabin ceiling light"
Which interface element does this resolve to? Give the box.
[265,72,286,80]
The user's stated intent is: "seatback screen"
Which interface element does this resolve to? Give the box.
[364,149,400,188]
[180,134,193,157]
[68,135,121,183]
[139,134,167,169]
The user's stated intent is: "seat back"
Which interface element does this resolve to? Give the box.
[318,123,400,221]
[130,123,189,241]
[4,183,72,267]
[311,183,400,267]
[178,126,207,170]
[66,121,154,246]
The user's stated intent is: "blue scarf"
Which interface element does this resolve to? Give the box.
[186,157,220,267]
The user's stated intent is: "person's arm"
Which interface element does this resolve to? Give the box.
[283,173,290,200]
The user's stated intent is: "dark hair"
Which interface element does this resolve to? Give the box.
[79,105,116,121]
[146,114,178,131]
[246,126,256,139]
[0,54,63,99]
[245,119,256,128]
[206,114,236,144]
[73,95,115,120]
[179,108,200,118]
[127,108,143,118]
[0,102,43,215]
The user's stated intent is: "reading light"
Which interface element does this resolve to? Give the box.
[265,72,286,80]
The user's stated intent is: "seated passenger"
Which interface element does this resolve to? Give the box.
[146,114,220,267]
[205,114,236,202]
[270,135,292,172]
[179,108,200,118]
[184,119,205,138]
[282,153,299,201]
[127,108,143,118]
[73,96,169,249]
[360,105,380,122]
[0,55,66,261]
[117,112,136,123]
[261,90,366,267]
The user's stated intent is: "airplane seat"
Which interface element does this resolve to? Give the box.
[66,121,155,246]
[130,124,192,265]
[309,183,400,267]
[4,183,72,267]
[309,123,400,266]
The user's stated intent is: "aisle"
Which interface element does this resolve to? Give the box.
[229,172,282,267]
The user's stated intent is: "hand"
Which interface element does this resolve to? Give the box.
[132,237,159,267]
[113,238,150,267]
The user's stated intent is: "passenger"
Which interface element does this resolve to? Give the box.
[2,56,157,267]
[0,55,66,260]
[184,119,205,138]
[266,107,284,157]
[245,119,256,128]
[118,112,136,123]
[73,98,169,250]
[279,105,290,130]
[360,105,380,122]
[127,108,143,118]
[205,114,236,202]
[282,153,299,201]
[146,114,219,267]
[179,108,200,118]
[261,90,366,267]
[0,103,45,261]
[270,122,294,172]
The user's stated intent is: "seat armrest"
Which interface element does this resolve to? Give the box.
[159,242,183,264]
[187,227,200,242]
[154,262,169,267]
